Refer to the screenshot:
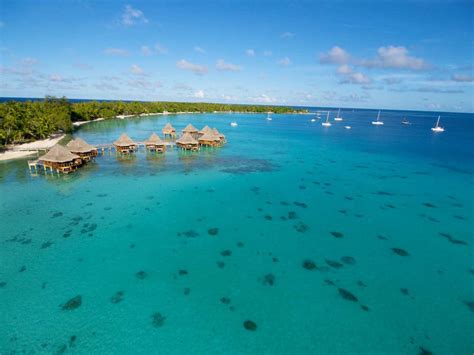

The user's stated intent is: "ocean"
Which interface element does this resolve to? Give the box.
[0,109,473,354]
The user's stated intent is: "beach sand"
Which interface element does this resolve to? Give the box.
[0,134,65,162]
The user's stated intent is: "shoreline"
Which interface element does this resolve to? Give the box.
[0,134,66,162]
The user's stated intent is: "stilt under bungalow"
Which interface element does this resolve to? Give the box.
[176,132,199,151]
[38,144,82,174]
[162,123,176,138]
[66,137,98,161]
[144,133,166,152]
[113,133,138,154]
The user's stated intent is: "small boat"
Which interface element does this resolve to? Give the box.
[334,108,343,121]
[322,111,332,127]
[431,115,444,132]
[230,122,238,127]
[266,112,272,121]
[401,118,411,125]
[311,118,316,122]
[344,126,351,129]
[371,110,384,125]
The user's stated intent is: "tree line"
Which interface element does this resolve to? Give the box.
[0,97,306,147]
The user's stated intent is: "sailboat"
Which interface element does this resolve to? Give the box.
[266,112,272,121]
[371,110,384,125]
[334,108,343,121]
[431,115,444,132]
[401,117,411,125]
[322,111,332,127]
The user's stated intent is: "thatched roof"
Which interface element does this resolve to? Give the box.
[182,123,198,133]
[176,132,198,145]
[66,137,97,153]
[162,123,175,133]
[114,133,136,147]
[199,125,212,135]
[212,128,225,139]
[39,144,80,163]
[145,133,165,145]
[198,132,220,142]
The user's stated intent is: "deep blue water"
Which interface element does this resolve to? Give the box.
[0,109,473,354]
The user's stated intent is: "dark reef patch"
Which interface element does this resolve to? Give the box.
[360,305,370,312]
[62,295,82,310]
[302,259,317,270]
[439,232,467,245]
[221,297,231,304]
[178,269,188,276]
[183,287,191,295]
[217,261,225,269]
[463,301,474,312]
[331,231,344,238]
[51,211,63,218]
[208,228,219,236]
[326,259,343,269]
[221,249,232,257]
[293,201,308,209]
[293,221,309,233]
[264,215,273,221]
[0,281,7,288]
[151,312,166,328]
[41,241,53,249]
[341,256,356,265]
[219,156,278,174]
[243,320,257,331]
[338,288,358,302]
[178,230,199,238]
[391,248,409,257]
[136,271,147,280]
[419,346,433,355]
[422,202,436,208]
[110,291,124,304]
[261,273,275,286]
[400,288,410,296]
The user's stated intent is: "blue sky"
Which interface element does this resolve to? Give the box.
[0,0,473,112]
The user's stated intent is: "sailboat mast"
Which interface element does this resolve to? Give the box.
[377,111,381,121]
[326,111,329,122]
[436,115,440,127]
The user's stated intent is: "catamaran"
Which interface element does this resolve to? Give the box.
[371,111,384,125]
[401,117,411,125]
[322,111,332,127]
[334,108,343,121]
[266,112,272,121]
[431,115,444,132]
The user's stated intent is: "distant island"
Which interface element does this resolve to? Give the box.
[0,96,307,148]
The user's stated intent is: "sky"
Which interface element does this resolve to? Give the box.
[0,0,473,112]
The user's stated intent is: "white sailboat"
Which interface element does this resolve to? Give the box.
[371,110,384,125]
[401,117,411,125]
[334,108,343,121]
[322,111,332,127]
[266,112,272,121]
[230,122,238,127]
[431,115,444,132]
[344,126,351,129]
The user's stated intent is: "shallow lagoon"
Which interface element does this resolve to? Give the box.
[1,110,473,354]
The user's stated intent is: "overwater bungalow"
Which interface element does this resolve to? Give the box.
[114,133,138,154]
[176,132,199,151]
[182,123,199,137]
[66,138,98,161]
[212,128,226,145]
[38,144,82,174]
[198,125,212,137]
[144,133,166,152]
[198,132,220,147]
[162,123,176,138]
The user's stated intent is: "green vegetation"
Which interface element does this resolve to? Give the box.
[0,97,306,147]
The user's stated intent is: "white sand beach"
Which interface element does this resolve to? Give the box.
[0,134,65,162]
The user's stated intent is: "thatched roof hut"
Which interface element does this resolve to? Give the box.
[212,128,226,143]
[198,132,220,146]
[114,133,136,147]
[176,132,199,151]
[182,123,198,135]
[198,125,212,136]
[66,138,97,154]
[144,133,166,152]
[40,144,80,163]
[162,123,176,136]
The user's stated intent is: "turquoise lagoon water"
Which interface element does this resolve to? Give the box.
[1,110,473,354]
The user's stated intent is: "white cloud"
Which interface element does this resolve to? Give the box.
[362,46,427,70]
[281,32,294,39]
[141,45,152,56]
[336,64,352,74]
[248,94,277,103]
[130,64,144,75]
[278,57,291,66]
[320,46,350,65]
[155,43,168,54]
[194,90,205,98]
[21,58,38,66]
[194,46,205,53]
[452,74,474,82]
[263,50,273,57]
[216,59,241,72]
[176,59,208,75]
[121,5,148,26]
[50,74,63,82]
[104,48,129,57]
[245,49,255,57]
[340,72,372,84]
